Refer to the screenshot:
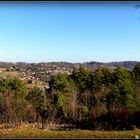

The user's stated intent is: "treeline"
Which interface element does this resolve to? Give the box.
[0,63,140,130]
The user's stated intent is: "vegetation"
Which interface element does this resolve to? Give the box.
[0,124,139,138]
[0,62,140,134]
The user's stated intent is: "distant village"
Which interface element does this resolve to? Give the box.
[0,61,138,89]
[0,62,75,89]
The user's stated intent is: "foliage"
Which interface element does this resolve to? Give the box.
[133,62,140,80]
[49,73,74,122]
[71,65,90,92]
[0,63,140,130]
[0,125,140,138]
[0,77,27,123]
[26,87,48,129]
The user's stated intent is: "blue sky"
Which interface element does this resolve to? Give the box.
[0,2,140,63]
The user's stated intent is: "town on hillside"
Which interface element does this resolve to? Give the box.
[0,61,138,88]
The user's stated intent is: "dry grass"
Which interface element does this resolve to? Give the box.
[0,123,139,138]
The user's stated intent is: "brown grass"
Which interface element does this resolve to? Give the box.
[0,123,139,138]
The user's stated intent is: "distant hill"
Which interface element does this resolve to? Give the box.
[84,61,139,70]
[0,61,139,83]
[0,61,139,70]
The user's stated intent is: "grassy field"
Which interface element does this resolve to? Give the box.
[0,124,139,138]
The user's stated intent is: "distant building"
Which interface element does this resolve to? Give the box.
[41,85,50,92]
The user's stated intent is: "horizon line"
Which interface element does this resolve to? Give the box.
[0,60,139,64]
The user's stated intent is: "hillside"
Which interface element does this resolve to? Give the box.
[0,61,138,84]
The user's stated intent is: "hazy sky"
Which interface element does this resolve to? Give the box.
[0,2,140,63]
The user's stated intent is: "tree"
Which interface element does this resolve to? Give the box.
[26,87,49,129]
[0,77,27,125]
[71,65,90,93]
[106,66,136,130]
[71,65,91,124]
[112,65,131,83]
[49,73,74,123]
[87,67,109,128]
[94,66,104,89]
[102,67,111,85]
[133,62,140,80]
[107,79,136,111]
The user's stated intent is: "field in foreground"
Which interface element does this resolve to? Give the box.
[0,124,139,138]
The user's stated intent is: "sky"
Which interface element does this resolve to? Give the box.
[0,2,140,63]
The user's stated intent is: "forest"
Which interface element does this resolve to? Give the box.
[0,62,140,131]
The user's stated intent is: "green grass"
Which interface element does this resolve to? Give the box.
[0,124,139,138]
